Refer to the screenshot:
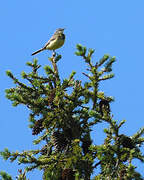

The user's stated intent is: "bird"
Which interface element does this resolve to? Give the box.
[31,28,65,56]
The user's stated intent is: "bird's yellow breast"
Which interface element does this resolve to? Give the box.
[46,34,65,50]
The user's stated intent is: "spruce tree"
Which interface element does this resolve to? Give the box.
[1,45,144,179]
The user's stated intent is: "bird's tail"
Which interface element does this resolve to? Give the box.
[31,48,44,56]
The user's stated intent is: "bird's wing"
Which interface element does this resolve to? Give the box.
[43,35,57,48]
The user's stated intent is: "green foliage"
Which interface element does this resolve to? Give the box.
[0,171,12,180]
[1,45,144,179]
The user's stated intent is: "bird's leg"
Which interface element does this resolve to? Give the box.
[52,50,56,57]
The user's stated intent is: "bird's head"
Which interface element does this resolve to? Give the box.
[55,28,65,34]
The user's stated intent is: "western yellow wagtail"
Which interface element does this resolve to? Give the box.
[31,28,65,56]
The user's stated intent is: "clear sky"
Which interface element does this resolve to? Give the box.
[1,0,144,179]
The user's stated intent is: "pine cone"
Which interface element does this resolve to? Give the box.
[45,90,56,106]
[99,99,110,116]
[40,145,48,155]
[32,119,44,135]
[52,131,69,152]
[82,139,92,154]
[61,168,75,180]
[40,145,52,156]
[119,134,135,149]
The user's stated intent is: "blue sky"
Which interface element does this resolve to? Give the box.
[1,0,144,179]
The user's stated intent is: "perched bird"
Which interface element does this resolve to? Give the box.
[31,28,65,56]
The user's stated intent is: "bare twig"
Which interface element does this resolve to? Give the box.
[82,72,91,79]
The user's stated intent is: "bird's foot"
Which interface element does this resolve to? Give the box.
[52,51,56,57]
